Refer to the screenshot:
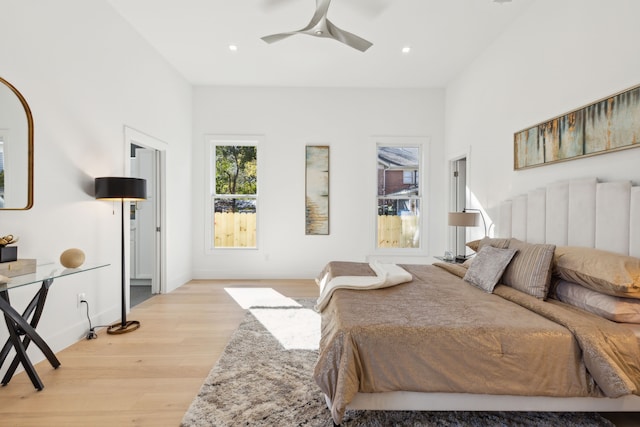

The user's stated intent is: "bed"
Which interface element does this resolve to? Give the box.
[313,177,640,425]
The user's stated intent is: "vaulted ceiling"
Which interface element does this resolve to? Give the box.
[108,0,535,88]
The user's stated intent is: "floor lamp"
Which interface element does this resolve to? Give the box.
[95,177,147,334]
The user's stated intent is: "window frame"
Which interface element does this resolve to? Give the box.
[373,137,429,255]
[205,135,263,253]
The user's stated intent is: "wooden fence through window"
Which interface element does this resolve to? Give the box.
[377,215,419,248]
[214,212,257,248]
[214,213,418,249]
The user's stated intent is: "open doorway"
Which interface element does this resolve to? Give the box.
[130,144,157,305]
[449,156,468,259]
[124,127,167,308]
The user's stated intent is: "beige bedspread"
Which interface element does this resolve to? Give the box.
[313,262,640,424]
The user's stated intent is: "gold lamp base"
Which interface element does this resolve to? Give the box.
[106,320,141,335]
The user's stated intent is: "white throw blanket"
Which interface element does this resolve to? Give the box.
[315,262,412,312]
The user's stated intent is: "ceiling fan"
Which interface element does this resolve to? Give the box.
[261,0,374,52]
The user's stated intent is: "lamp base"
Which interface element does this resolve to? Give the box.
[106,320,141,335]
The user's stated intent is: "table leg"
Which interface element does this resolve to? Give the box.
[2,310,44,390]
[0,279,61,389]
[0,282,49,363]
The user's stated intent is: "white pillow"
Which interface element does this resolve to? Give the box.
[463,246,517,293]
[555,279,640,323]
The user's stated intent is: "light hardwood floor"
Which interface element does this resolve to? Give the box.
[0,279,318,426]
[1,279,638,426]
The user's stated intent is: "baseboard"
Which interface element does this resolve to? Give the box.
[0,305,119,379]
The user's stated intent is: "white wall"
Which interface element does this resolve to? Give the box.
[446,0,640,236]
[0,0,192,376]
[192,87,445,278]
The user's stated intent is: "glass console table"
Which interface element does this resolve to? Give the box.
[0,262,109,390]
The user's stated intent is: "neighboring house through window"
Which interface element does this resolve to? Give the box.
[376,138,426,250]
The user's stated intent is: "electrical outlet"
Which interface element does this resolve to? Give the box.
[77,293,86,308]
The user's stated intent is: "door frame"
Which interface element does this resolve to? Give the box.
[122,126,167,297]
[448,148,472,257]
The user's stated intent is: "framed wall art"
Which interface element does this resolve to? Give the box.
[305,145,329,235]
[514,83,640,170]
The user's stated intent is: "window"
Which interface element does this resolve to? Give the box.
[402,170,418,185]
[376,143,423,249]
[208,137,259,249]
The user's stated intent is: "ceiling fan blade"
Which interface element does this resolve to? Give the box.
[325,19,372,52]
[262,0,330,44]
[314,0,332,18]
[304,0,331,30]
[261,32,296,44]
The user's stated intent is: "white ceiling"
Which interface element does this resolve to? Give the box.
[107,0,535,88]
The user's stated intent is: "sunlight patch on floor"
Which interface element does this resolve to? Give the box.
[250,307,320,350]
[224,287,301,309]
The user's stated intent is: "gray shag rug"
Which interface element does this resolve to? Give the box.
[181,299,614,427]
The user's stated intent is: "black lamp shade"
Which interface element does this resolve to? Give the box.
[95,177,147,201]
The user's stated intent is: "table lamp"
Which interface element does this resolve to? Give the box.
[448,210,485,262]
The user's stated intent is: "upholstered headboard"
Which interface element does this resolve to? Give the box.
[496,178,640,258]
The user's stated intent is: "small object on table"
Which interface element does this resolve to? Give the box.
[0,234,19,263]
[0,246,17,263]
[0,259,36,277]
[60,248,85,268]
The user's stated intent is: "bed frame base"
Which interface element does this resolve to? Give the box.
[327,391,640,413]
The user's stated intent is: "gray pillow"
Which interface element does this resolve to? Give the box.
[463,246,518,293]
[466,237,510,252]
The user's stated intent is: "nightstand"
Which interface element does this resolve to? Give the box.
[434,256,465,264]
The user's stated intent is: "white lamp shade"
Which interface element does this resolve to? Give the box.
[448,212,479,227]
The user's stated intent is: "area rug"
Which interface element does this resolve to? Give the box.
[181,299,614,427]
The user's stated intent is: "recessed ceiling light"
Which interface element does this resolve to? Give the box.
[402,46,411,54]
[229,44,238,52]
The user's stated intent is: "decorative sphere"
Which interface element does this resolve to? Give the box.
[60,248,85,268]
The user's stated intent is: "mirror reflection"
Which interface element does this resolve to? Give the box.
[0,77,33,209]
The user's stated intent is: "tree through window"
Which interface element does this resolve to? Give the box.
[211,142,258,248]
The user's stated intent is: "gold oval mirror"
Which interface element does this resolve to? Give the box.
[0,77,34,210]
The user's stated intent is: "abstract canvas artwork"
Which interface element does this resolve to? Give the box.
[305,145,329,235]
[514,127,543,169]
[514,84,640,170]
[585,87,640,154]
